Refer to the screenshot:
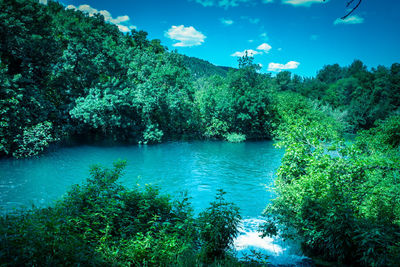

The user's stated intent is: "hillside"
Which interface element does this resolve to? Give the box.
[182,55,235,78]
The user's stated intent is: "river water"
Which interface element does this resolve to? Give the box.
[0,141,308,265]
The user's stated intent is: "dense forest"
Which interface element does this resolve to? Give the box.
[0,0,399,266]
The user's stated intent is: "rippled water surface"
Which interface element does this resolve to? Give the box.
[0,141,282,215]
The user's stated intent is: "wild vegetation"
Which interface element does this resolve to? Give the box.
[0,161,246,266]
[261,94,400,266]
[1,0,399,266]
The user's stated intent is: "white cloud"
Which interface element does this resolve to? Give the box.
[192,0,254,8]
[248,39,254,43]
[193,0,215,6]
[262,0,274,3]
[260,32,269,41]
[231,49,262,57]
[250,18,260,24]
[241,16,260,24]
[257,43,272,53]
[334,15,364,25]
[117,25,131,33]
[220,18,234,25]
[268,61,300,71]
[76,4,97,14]
[165,25,206,47]
[110,15,130,24]
[282,0,327,7]
[218,0,253,8]
[66,4,136,33]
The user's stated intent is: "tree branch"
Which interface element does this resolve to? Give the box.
[341,0,362,19]
[323,0,363,20]
[346,0,355,8]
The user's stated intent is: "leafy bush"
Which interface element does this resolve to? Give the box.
[197,189,241,262]
[142,123,164,144]
[13,121,57,158]
[69,79,139,139]
[225,132,246,143]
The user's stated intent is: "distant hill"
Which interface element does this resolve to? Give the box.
[182,55,235,78]
[218,66,236,72]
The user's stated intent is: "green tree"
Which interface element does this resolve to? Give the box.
[316,63,345,84]
[226,55,273,139]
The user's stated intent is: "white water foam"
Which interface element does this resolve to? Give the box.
[234,218,309,266]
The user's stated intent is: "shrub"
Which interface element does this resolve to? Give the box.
[225,133,246,143]
[13,121,57,158]
[0,161,197,266]
[142,123,164,144]
[197,189,241,262]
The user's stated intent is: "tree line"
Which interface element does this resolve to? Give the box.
[2,0,399,158]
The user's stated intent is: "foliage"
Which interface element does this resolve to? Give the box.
[197,189,241,262]
[225,133,246,143]
[262,100,400,266]
[142,123,164,144]
[298,61,400,132]
[69,78,140,141]
[0,67,22,155]
[226,56,273,138]
[0,0,196,157]
[13,121,57,158]
[194,55,274,141]
[240,250,270,265]
[194,76,233,139]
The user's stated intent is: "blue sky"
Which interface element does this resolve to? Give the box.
[60,0,400,77]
